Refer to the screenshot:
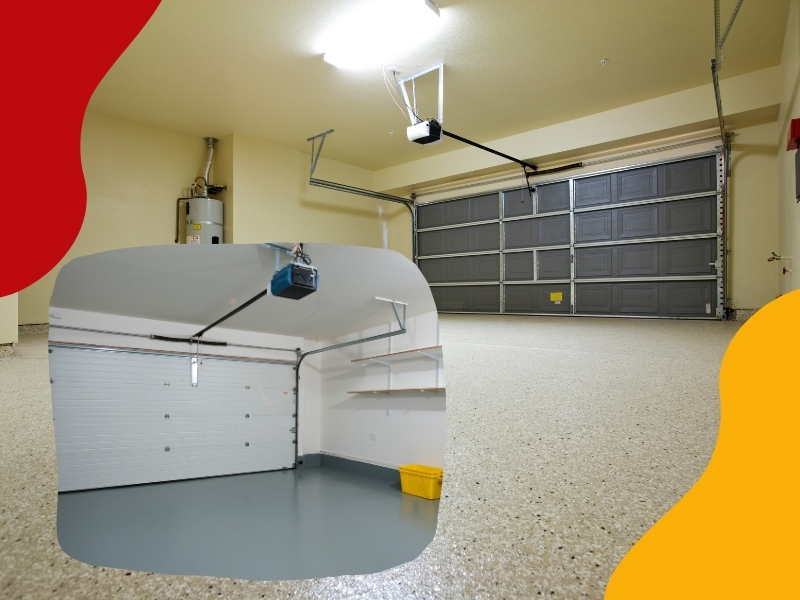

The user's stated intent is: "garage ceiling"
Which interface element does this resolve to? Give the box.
[87,0,790,171]
[50,244,436,340]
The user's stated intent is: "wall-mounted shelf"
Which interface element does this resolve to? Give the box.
[351,345,442,365]
[347,387,446,395]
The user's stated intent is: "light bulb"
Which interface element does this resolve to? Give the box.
[321,0,441,70]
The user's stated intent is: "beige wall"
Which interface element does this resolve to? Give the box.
[229,133,388,247]
[728,122,781,308]
[18,116,402,325]
[0,294,18,345]
[778,0,800,295]
[18,112,209,324]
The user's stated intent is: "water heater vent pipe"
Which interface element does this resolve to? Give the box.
[198,137,218,198]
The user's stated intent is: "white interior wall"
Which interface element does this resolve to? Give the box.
[319,311,445,469]
[298,352,322,457]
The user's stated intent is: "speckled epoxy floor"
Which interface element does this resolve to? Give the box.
[0,316,740,599]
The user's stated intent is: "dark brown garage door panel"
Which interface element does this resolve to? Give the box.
[504,219,535,249]
[616,167,658,203]
[445,256,472,282]
[536,215,570,246]
[617,244,659,277]
[575,281,715,316]
[664,196,715,235]
[575,284,613,313]
[504,215,571,249]
[536,284,571,313]
[574,175,611,208]
[443,198,470,226]
[470,194,501,222]
[664,156,714,196]
[537,249,571,279]
[575,212,612,242]
[661,239,715,275]
[503,188,534,218]
[537,181,570,213]
[504,284,571,313]
[418,229,444,256]
[616,205,658,239]
[417,223,500,256]
[417,194,499,229]
[616,283,659,314]
[576,247,612,278]
[473,286,501,312]
[431,285,500,312]
[471,223,501,252]
[504,285,536,312]
[419,255,500,283]
[662,281,715,316]
[504,252,534,281]
[471,254,501,281]
[431,286,468,311]
[445,227,470,254]
[418,257,445,283]
[576,239,715,279]
[417,202,445,229]
[575,197,715,244]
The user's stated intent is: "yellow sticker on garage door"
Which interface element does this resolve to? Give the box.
[550,292,563,302]
[194,223,202,230]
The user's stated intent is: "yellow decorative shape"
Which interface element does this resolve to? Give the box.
[606,291,799,598]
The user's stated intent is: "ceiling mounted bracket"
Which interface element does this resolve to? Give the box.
[304,130,417,258]
[308,129,334,178]
[394,63,444,125]
[715,0,744,72]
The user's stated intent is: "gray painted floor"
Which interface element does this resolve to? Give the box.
[57,466,439,581]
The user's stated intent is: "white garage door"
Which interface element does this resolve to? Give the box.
[50,344,297,492]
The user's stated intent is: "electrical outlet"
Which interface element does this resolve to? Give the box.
[369,433,377,441]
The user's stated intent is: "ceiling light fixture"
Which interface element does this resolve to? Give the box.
[321,0,441,70]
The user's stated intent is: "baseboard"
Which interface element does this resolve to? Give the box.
[19,324,49,336]
[298,452,399,484]
[732,308,758,322]
[296,453,321,468]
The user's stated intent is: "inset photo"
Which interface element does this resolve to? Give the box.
[49,242,445,581]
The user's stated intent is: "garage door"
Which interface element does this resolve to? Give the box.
[50,344,297,492]
[416,152,725,318]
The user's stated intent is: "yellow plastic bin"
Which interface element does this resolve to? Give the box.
[399,464,443,500]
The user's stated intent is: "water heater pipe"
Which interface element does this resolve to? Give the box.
[200,137,218,197]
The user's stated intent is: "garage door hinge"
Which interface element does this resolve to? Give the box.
[290,427,297,433]
[292,440,297,444]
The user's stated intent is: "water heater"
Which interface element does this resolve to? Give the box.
[179,197,223,244]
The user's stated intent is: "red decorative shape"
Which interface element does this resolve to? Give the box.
[788,118,800,151]
[0,1,162,297]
